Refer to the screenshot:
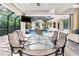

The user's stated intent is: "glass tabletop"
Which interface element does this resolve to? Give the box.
[24,35,54,49]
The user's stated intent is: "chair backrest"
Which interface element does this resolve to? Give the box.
[52,31,58,41]
[15,30,24,41]
[56,32,67,47]
[8,32,21,47]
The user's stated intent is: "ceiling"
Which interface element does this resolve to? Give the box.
[1,3,78,20]
[2,3,76,15]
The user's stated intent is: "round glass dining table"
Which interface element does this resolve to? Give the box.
[24,34,54,49]
[20,34,58,56]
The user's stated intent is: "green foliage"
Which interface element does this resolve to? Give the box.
[43,20,49,29]
[26,22,32,29]
[63,19,68,29]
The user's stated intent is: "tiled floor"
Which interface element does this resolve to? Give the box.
[0,35,79,56]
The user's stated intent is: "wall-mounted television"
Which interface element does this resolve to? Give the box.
[21,16,31,22]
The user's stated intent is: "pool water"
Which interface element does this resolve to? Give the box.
[29,30,48,35]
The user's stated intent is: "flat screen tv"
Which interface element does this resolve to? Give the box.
[21,16,31,22]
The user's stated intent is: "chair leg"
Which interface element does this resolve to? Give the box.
[55,52,58,56]
[18,50,23,56]
[11,47,13,56]
[53,40,57,46]
[55,49,59,56]
[61,47,65,56]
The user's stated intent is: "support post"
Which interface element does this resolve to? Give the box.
[14,16,19,30]
[7,12,14,34]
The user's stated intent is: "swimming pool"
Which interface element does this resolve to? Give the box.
[26,30,49,35]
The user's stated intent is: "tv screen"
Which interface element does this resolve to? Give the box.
[21,16,31,22]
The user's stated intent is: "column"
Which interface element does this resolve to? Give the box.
[56,22,58,29]
[32,21,35,30]
[21,22,26,36]
[73,8,79,30]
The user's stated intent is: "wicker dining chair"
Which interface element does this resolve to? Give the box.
[8,32,23,56]
[15,30,28,45]
[51,31,58,46]
[54,32,67,56]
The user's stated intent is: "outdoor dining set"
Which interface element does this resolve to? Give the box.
[8,30,67,56]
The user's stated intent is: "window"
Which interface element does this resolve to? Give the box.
[63,19,68,29]
[26,22,32,29]
[36,22,40,28]
[0,5,20,36]
[53,22,56,28]
[48,22,52,28]
[0,15,7,36]
[43,20,48,29]
[58,23,60,29]
[15,18,20,30]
